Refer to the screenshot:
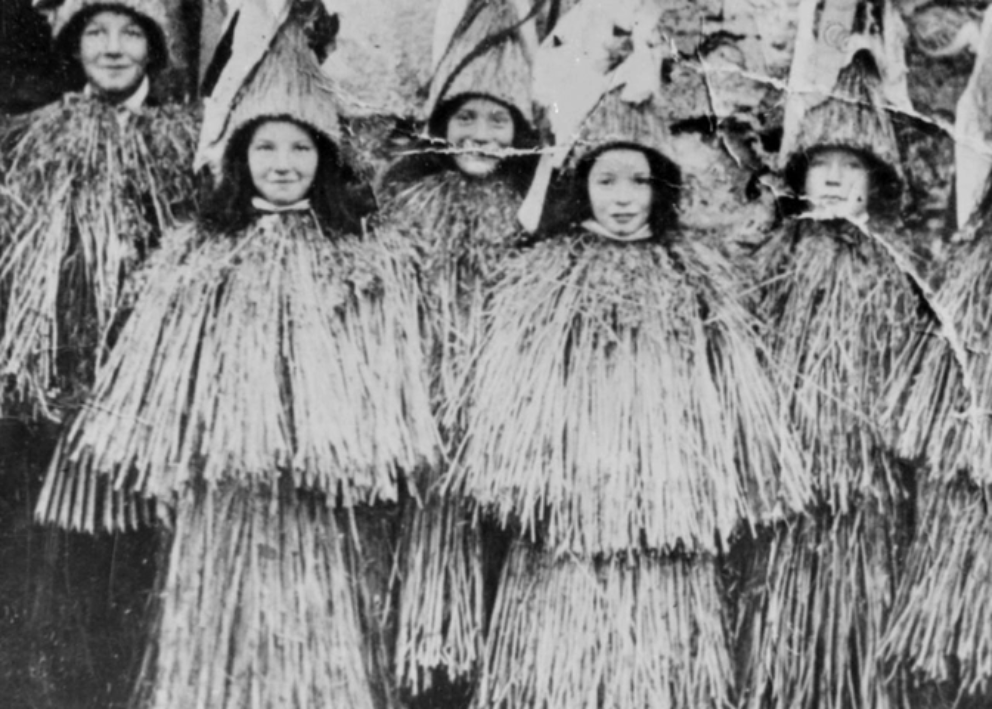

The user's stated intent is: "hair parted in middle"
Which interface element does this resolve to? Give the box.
[200,9,374,235]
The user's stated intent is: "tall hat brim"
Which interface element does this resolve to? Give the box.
[426,0,535,130]
[48,0,171,74]
[786,49,902,200]
[216,17,346,179]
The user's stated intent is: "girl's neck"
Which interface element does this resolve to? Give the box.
[252,196,312,213]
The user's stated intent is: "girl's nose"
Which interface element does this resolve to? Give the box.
[104,30,122,54]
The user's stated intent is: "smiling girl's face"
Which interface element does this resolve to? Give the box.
[445,97,516,177]
[77,10,150,99]
[248,120,319,206]
[587,148,653,238]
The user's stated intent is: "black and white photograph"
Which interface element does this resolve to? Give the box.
[0,0,988,707]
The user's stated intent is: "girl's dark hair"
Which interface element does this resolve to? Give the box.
[58,4,169,85]
[200,116,374,237]
[380,93,539,197]
[537,142,682,244]
[781,145,901,222]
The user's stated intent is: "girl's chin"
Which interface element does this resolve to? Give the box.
[453,153,499,177]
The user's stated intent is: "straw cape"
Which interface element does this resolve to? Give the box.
[0,92,198,421]
[382,0,537,693]
[449,229,809,556]
[381,155,530,695]
[36,213,438,531]
[879,232,992,695]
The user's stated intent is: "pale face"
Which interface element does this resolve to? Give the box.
[77,10,150,99]
[587,149,654,238]
[248,121,319,206]
[445,97,516,177]
[803,148,871,219]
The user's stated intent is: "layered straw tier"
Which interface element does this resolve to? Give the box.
[446,232,811,557]
[0,95,198,420]
[38,214,439,531]
[475,543,732,709]
[138,482,376,709]
[737,499,909,709]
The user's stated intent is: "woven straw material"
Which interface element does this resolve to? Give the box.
[757,218,926,511]
[380,169,524,690]
[427,0,533,124]
[475,543,732,709]
[564,88,672,171]
[790,52,901,182]
[37,214,439,532]
[52,0,169,46]
[882,480,992,694]
[884,235,992,484]
[140,483,376,709]
[0,94,198,421]
[447,230,811,557]
[220,21,343,174]
[737,502,908,709]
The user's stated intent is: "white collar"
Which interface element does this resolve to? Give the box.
[252,197,312,213]
[581,219,653,243]
[84,75,150,115]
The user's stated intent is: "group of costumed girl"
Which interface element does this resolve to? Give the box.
[0,0,198,700]
[6,1,991,708]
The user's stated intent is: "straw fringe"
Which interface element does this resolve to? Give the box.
[475,543,731,709]
[737,501,908,709]
[448,230,810,556]
[395,494,484,692]
[882,480,992,694]
[37,214,438,531]
[758,219,926,509]
[140,482,376,709]
[0,95,199,420]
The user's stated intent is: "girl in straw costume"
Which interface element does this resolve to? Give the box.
[0,0,198,422]
[35,13,439,709]
[376,0,539,696]
[0,2,196,703]
[734,49,931,709]
[878,113,992,709]
[448,75,811,708]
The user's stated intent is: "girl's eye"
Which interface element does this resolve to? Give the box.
[454,112,473,123]
[84,26,106,36]
[252,143,274,152]
[124,27,144,39]
[634,176,652,186]
[293,143,314,152]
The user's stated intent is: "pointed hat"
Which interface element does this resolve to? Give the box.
[788,48,902,196]
[217,11,347,180]
[426,0,537,133]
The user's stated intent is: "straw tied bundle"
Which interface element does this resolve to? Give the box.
[0,94,198,419]
[140,481,376,709]
[37,214,439,531]
[758,218,926,510]
[478,543,731,709]
[447,232,811,557]
[382,170,523,691]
